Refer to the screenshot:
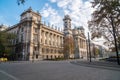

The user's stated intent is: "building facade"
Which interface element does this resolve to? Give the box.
[6,7,87,60]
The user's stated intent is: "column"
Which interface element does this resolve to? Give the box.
[61,37,62,47]
[52,34,55,46]
[85,40,86,49]
[50,33,51,45]
[42,31,45,44]
[83,40,85,49]
[81,39,83,48]
[62,37,63,47]
[29,22,34,60]
[45,32,47,44]
[60,37,62,47]
[58,36,60,47]
[24,25,28,60]
[51,33,53,46]
[54,34,56,47]
[82,39,83,48]
[80,39,81,48]
[84,40,86,49]
[56,35,58,47]
[47,32,49,45]
[77,38,79,48]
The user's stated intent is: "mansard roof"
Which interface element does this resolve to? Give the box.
[20,7,41,17]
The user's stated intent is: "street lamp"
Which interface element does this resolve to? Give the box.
[88,32,91,62]
[22,49,25,60]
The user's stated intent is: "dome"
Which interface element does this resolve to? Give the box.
[79,26,84,30]
[65,15,70,19]
[73,29,78,35]
[63,15,71,21]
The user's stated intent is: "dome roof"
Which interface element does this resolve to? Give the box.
[65,15,70,19]
[77,26,84,30]
[63,15,71,21]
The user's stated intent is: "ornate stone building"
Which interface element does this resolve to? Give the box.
[6,7,87,60]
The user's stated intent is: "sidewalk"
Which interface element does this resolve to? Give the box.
[71,60,120,71]
[0,60,39,64]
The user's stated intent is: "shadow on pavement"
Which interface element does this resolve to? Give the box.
[70,61,120,71]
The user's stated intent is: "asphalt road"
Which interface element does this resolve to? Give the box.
[0,61,120,80]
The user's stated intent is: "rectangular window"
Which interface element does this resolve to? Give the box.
[21,27,24,32]
[41,39,42,43]
[45,40,47,44]
[34,47,37,51]
[33,34,38,42]
[34,27,38,33]
[21,34,23,42]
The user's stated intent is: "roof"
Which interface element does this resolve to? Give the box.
[77,26,84,30]
[63,15,71,21]
[20,7,41,17]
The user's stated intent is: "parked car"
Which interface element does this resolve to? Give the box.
[0,58,8,62]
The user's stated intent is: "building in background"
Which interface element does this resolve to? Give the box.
[89,42,108,58]
[0,24,8,31]
[5,7,87,60]
[63,15,87,59]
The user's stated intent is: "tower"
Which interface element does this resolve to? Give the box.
[79,26,85,34]
[63,15,74,58]
[63,15,72,37]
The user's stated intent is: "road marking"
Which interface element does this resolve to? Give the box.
[0,70,19,80]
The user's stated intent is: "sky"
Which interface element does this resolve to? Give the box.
[0,0,106,44]
[0,0,105,46]
[0,0,94,30]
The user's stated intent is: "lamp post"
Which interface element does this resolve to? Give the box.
[22,48,25,60]
[86,39,89,60]
[88,32,91,62]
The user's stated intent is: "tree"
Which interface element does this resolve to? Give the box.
[0,31,16,58]
[89,0,120,46]
[17,0,25,5]
[93,47,100,57]
[88,0,120,64]
[64,36,75,59]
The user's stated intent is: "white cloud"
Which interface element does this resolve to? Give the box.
[41,0,95,32]
[50,0,57,3]
[41,4,63,29]
[57,0,71,8]
[41,0,106,46]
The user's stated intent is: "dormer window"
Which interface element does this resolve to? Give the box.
[33,27,38,33]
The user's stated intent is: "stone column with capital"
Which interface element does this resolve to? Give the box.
[43,31,45,45]
[54,34,56,47]
[38,25,42,60]
[47,32,49,45]
[58,36,60,47]
[50,33,52,45]
[29,22,34,60]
